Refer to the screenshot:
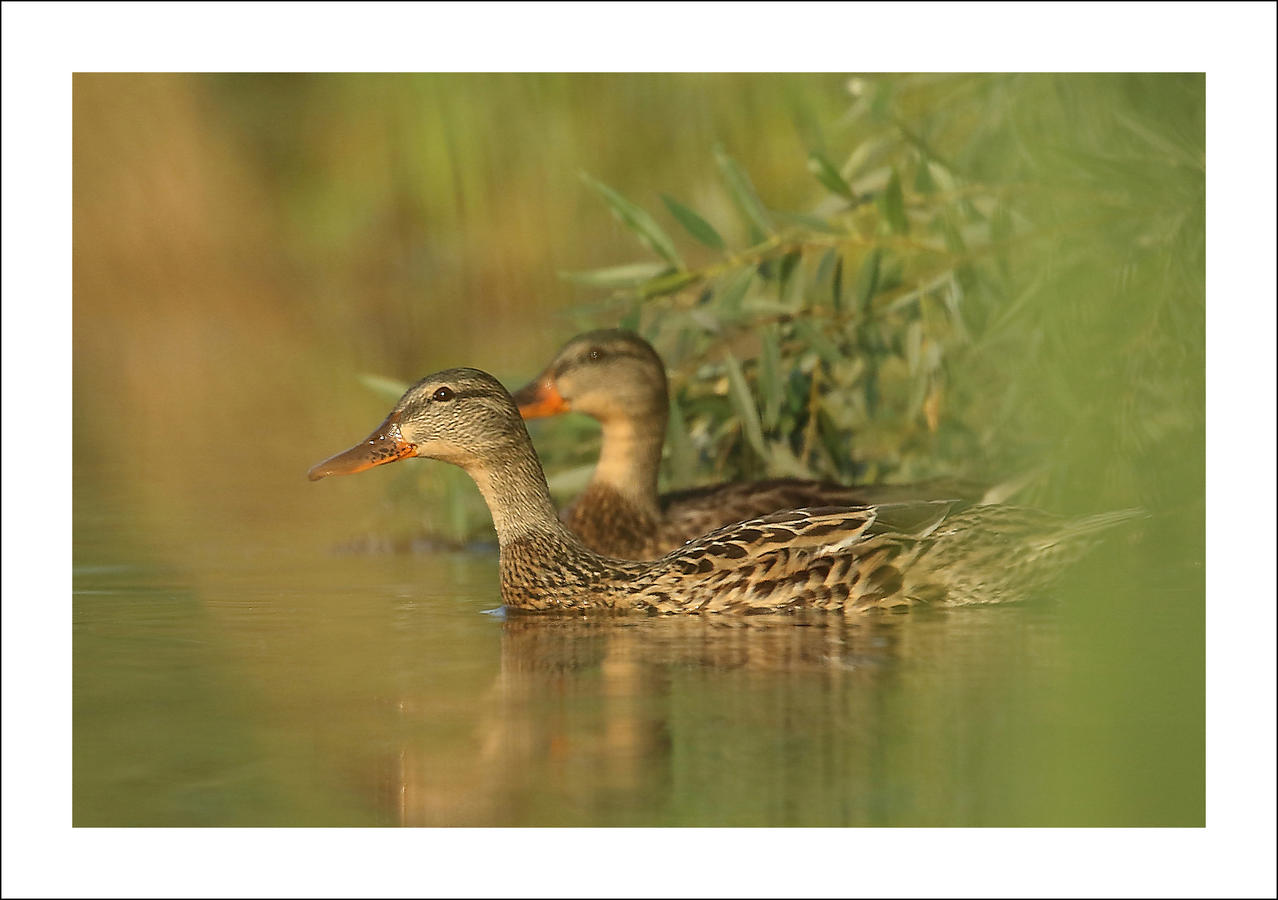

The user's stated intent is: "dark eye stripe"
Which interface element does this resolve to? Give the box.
[440,388,488,401]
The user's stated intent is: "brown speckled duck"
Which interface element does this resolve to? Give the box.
[308,368,1140,615]
[511,329,996,559]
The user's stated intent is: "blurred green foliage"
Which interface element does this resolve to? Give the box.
[384,74,1203,550]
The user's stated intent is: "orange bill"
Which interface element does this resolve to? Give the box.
[510,376,570,420]
[307,413,417,481]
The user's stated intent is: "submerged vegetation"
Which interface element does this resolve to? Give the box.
[375,74,1204,549]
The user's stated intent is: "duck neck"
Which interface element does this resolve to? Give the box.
[463,436,568,549]
[462,435,649,611]
[592,407,667,515]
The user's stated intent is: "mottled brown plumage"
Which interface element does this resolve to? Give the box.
[309,368,1140,615]
[511,329,995,559]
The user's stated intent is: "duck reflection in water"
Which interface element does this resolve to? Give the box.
[367,606,1060,826]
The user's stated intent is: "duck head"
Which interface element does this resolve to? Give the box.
[307,367,530,481]
[510,329,669,427]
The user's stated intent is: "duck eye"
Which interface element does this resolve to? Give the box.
[588,347,603,361]
[431,386,454,402]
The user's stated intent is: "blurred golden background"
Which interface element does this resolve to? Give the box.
[73,73,868,546]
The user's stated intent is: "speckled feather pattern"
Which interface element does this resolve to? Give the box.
[562,477,992,561]
[560,484,665,562]
[502,503,1140,614]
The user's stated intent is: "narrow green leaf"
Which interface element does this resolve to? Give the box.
[723,351,768,461]
[560,261,670,287]
[905,319,923,376]
[713,145,774,238]
[833,253,845,311]
[665,392,696,485]
[882,269,950,314]
[960,196,984,222]
[878,255,904,293]
[783,368,810,421]
[734,298,793,318]
[817,407,850,474]
[843,355,867,387]
[936,211,967,254]
[718,267,755,314]
[869,82,895,121]
[639,270,699,299]
[991,203,1013,277]
[760,325,783,429]
[619,303,641,331]
[693,307,730,336]
[913,157,938,194]
[358,373,410,401]
[878,167,910,235]
[581,173,685,269]
[815,248,837,292]
[661,194,725,250]
[776,250,802,293]
[922,337,943,374]
[807,150,855,199]
[774,210,843,235]
[904,368,930,423]
[942,275,970,343]
[767,442,814,479]
[844,133,894,181]
[794,317,844,368]
[854,248,882,309]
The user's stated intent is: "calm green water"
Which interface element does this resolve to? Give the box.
[73,464,1203,827]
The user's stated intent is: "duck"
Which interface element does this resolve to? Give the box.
[510,328,998,559]
[308,367,1141,615]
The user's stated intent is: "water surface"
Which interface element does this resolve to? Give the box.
[73,467,1203,827]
